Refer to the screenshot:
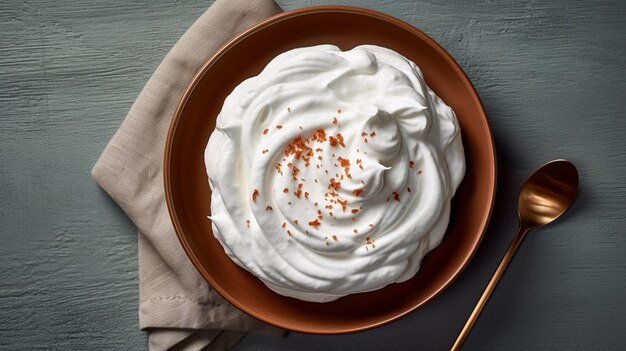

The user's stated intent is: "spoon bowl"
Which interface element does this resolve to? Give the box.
[518,160,579,228]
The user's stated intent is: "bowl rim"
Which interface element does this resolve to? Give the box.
[164,5,497,334]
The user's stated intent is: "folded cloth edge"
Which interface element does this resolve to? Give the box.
[91,0,286,349]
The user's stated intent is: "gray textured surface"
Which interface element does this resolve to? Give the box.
[1,0,625,350]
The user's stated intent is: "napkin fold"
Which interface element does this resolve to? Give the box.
[92,0,285,349]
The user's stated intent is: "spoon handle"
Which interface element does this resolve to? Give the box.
[451,225,530,351]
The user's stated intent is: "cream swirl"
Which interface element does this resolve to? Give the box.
[205,45,465,302]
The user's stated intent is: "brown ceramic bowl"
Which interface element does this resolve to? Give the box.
[164,6,496,334]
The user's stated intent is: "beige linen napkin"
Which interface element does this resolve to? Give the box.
[91,0,285,349]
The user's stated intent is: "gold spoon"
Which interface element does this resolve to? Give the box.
[451,159,579,350]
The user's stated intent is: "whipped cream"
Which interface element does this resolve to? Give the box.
[205,45,465,302]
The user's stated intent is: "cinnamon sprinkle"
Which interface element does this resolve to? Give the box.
[308,219,321,229]
[336,133,345,147]
[356,159,363,170]
[262,128,268,135]
[276,125,283,129]
[409,160,415,169]
[328,178,341,191]
[311,128,327,142]
[338,199,347,212]
[328,136,338,147]
[337,156,351,177]
[392,192,400,202]
[365,236,375,249]
[251,189,259,202]
[291,165,300,181]
[266,205,273,211]
[352,188,364,196]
